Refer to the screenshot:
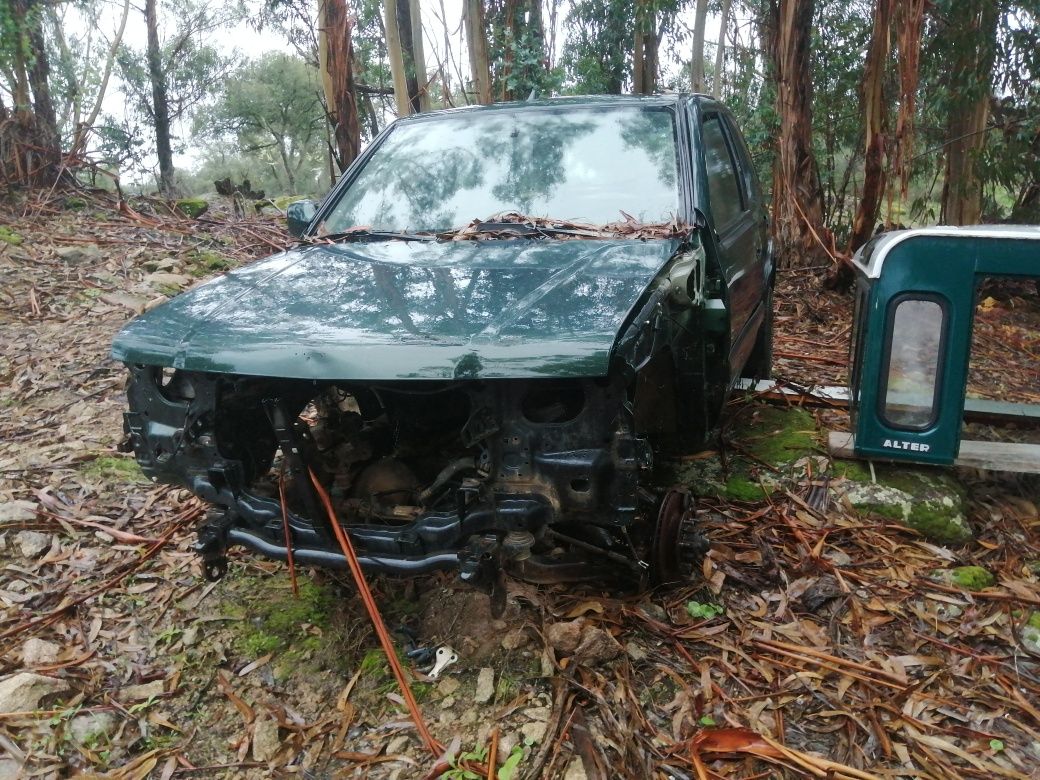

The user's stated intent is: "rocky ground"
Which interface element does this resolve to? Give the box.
[1,194,1039,779]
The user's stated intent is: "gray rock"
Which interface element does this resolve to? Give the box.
[119,679,164,702]
[55,244,101,264]
[252,715,281,762]
[0,500,37,523]
[21,637,60,666]
[563,757,588,780]
[0,758,23,780]
[837,479,972,544]
[14,530,49,558]
[520,721,547,743]
[546,619,584,654]
[573,625,622,663]
[144,272,192,290]
[436,676,460,697]
[68,711,118,745]
[474,667,495,704]
[625,641,648,662]
[0,673,70,713]
[501,628,531,651]
[386,735,411,755]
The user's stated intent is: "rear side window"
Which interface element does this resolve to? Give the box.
[881,296,947,429]
[702,115,743,230]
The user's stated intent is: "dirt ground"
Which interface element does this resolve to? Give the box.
[1,196,1039,779]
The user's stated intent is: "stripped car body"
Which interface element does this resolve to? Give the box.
[113,95,772,596]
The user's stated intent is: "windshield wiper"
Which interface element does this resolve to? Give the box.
[308,228,435,243]
[449,220,601,239]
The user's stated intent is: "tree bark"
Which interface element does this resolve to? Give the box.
[384,0,428,115]
[940,0,999,226]
[25,9,59,156]
[890,0,924,205]
[73,0,131,155]
[320,0,361,176]
[766,0,829,266]
[145,0,175,196]
[633,0,658,95]
[713,0,732,98]
[464,0,492,104]
[690,0,709,93]
[848,0,892,252]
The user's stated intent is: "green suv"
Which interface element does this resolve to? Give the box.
[112,95,772,594]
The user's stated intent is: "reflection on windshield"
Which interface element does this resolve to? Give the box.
[324,106,679,233]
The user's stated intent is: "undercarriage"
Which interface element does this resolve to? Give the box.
[121,365,707,602]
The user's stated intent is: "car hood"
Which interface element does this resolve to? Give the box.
[111,238,679,380]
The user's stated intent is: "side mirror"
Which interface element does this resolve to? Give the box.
[286,200,317,238]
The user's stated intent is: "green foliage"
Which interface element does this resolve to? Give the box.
[561,0,634,94]
[686,601,724,620]
[198,52,326,194]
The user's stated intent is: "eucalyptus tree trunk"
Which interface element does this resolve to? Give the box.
[940,0,999,226]
[384,0,429,115]
[72,0,131,155]
[319,0,360,175]
[713,0,732,98]
[690,0,709,93]
[890,0,925,205]
[766,0,828,266]
[633,0,658,94]
[848,0,893,252]
[145,0,175,196]
[464,0,492,104]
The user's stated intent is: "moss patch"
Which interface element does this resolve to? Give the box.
[0,226,24,246]
[837,466,971,545]
[934,565,995,591]
[175,198,209,218]
[675,404,819,501]
[732,405,818,467]
[723,475,765,501]
[80,456,146,483]
[187,250,231,276]
[273,195,306,211]
[64,197,87,210]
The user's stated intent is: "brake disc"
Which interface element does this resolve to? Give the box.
[650,486,709,585]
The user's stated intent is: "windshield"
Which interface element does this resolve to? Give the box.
[322,106,679,234]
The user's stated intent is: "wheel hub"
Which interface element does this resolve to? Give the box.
[650,487,708,585]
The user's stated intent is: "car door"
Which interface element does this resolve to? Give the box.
[699,111,767,375]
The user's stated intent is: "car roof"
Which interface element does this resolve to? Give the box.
[395,93,725,123]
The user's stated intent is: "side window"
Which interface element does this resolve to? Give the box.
[723,115,758,205]
[701,115,744,230]
[881,296,947,430]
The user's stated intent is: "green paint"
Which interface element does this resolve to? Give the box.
[176,198,209,218]
[0,226,23,245]
[111,238,681,380]
[852,230,1040,466]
